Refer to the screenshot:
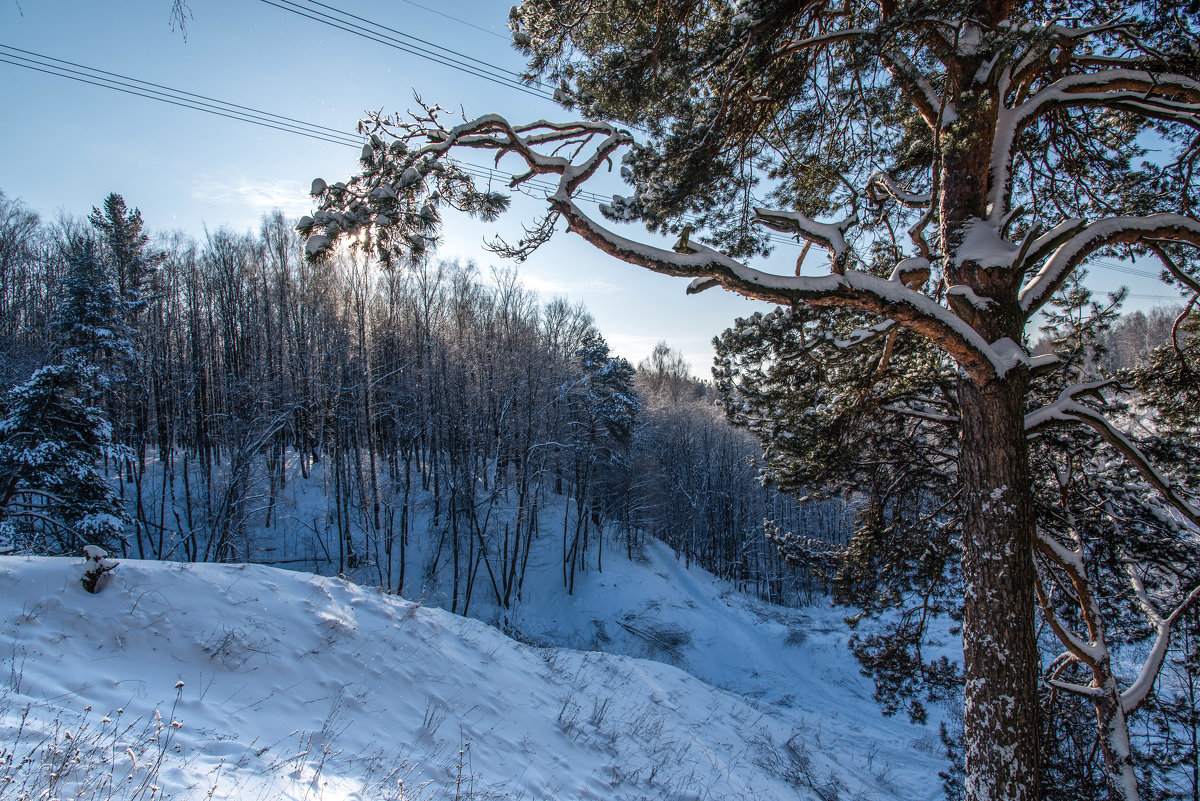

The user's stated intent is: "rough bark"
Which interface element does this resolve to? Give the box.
[1095,665,1140,801]
[959,375,1040,801]
[935,38,1044,799]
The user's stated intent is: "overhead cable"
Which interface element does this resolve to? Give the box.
[0,45,816,250]
[0,43,361,148]
[392,0,512,40]
[259,0,554,102]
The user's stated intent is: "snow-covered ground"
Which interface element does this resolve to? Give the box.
[0,537,950,801]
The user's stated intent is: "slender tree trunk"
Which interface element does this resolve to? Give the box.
[1186,615,1200,801]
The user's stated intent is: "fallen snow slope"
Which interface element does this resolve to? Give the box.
[503,537,953,800]
[0,556,944,801]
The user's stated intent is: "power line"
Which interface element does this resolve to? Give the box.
[259,0,554,102]
[0,45,799,247]
[262,1,652,136]
[0,45,576,204]
[267,0,671,142]
[1092,259,1162,280]
[393,0,511,41]
[0,44,362,148]
[1126,294,1185,302]
[302,0,533,83]
[0,43,357,143]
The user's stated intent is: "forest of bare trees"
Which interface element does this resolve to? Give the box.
[0,189,846,610]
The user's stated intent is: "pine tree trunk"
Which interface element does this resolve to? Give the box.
[958,375,1040,801]
[933,29,1044,795]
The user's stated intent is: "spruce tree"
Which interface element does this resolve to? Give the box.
[53,235,134,379]
[0,363,126,554]
[308,2,1200,797]
[575,331,638,447]
[0,233,130,554]
[562,331,638,589]
[88,193,160,325]
[88,193,161,465]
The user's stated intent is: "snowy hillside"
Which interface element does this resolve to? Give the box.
[0,549,950,801]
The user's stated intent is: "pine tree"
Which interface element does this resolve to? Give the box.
[720,280,1200,792]
[1036,268,1124,382]
[1131,310,1200,444]
[0,363,126,554]
[88,193,161,325]
[715,302,964,723]
[308,2,1200,797]
[561,331,638,589]
[53,234,134,380]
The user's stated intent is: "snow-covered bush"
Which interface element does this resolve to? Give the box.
[80,543,119,594]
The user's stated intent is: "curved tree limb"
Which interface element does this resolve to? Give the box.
[1122,577,1200,713]
[1026,381,1200,525]
[1019,214,1200,315]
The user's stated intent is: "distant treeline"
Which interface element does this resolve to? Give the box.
[0,190,851,608]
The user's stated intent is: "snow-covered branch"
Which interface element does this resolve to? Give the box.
[753,208,857,272]
[1026,381,1200,525]
[880,50,951,129]
[822,319,897,349]
[1033,528,1103,667]
[778,27,873,56]
[1019,70,1200,122]
[1121,576,1200,714]
[381,115,1037,384]
[1001,19,1143,92]
[554,194,1025,382]
[881,401,958,425]
[866,172,932,208]
[1019,214,1200,315]
[586,200,951,334]
[989,66,1200,224]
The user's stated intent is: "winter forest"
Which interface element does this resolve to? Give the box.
[2,1,1200,800]
[0,190,847,601]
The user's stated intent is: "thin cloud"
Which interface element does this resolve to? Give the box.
[191,175,312,218]
[519,272,621,296]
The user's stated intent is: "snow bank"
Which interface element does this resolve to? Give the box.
[0,555,946,800]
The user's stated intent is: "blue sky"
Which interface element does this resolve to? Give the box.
[0,0,1183,372]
